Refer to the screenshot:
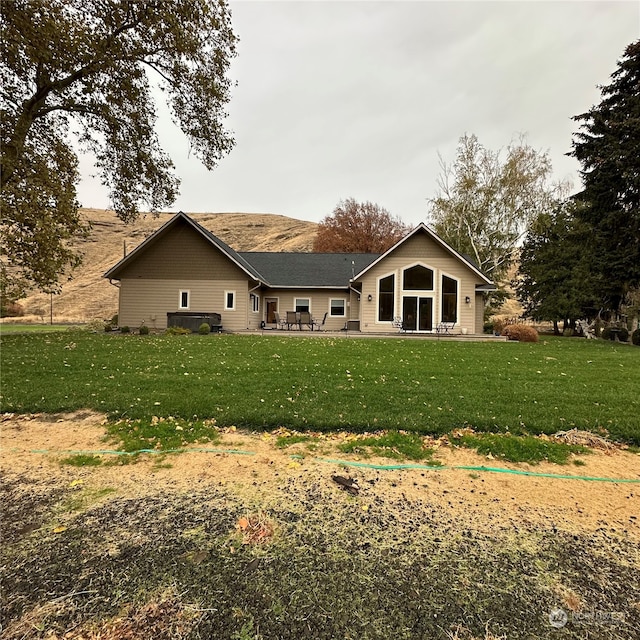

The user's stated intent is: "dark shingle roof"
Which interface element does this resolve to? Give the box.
[239,252,380,287]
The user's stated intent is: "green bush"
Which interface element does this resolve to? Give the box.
[617,327,629,342]
[198,322,211,335]
[165,326,191,335]
[120,325,130,334]
[563,328,574,337]
[601,327,612,341]
[139,325,150,335]
[104,323,113,332]
[632,328,640,346]
[110,313,119,326]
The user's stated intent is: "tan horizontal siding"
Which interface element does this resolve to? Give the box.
[356,233,487,334]
[117,219,246,281]
[119,278,249,331]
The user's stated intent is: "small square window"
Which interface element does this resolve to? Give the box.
[179,290,189,309]
[330,299,346,316]
[295,298,310,313]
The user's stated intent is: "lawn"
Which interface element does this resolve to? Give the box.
[1,332,638,444]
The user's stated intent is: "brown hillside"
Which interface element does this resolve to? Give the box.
[15,209,318,323]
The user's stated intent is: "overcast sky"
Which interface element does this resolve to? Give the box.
[76,0,640,228]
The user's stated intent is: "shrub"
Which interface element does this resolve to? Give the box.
[104,323,113,332]
[1,301,25,317]
[483,322,494,334]
[601,326,612,341]
[563,328,574,337]
[120,325,130,334]
[110,313,119,326]
[501,324,539,342]
[492,318,506,334]
[632,328,640,346]
[165,326,191,335]
[617,327,629,342]
[198,322,211,335]
[139,324,150,335]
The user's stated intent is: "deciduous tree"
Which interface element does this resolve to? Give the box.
[569,39,640,313]
[1,0,237,299]
[428,133,568,283]
[313,198,410,253]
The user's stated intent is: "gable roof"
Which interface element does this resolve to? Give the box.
[104,211,264,282]
[352,223,494,286]
[239,252,379,288]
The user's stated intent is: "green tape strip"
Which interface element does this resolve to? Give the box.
[317,458,640,483]
[22,449,640,483]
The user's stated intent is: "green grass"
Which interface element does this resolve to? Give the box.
[59,454,103,467]
[275,434,312,448]
[1,332,639,443]
[450,433,590,464]
[338,430,440,462]
[0,323,75,334]
[105,417,221,452]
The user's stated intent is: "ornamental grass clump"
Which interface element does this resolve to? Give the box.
[501,324,539,342]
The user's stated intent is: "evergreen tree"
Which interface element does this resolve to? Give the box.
[569,40,640,312]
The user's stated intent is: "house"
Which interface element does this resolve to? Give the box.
[104,211,495,334]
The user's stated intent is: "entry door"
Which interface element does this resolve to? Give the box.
[265,298,278,324]
[403,296,433,331]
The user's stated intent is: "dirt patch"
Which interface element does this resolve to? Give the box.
[2,413,639,639]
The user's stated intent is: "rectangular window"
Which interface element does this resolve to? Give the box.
[250,293,259,313]
[441,276,458,323]
[378,274,395,321]
[295,298,310,312]
[225,291,235,310]
[179,290,189,310]
[330,299,346,317]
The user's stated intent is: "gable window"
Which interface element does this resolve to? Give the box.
[250,293,259,313]
[403,265,434,290]
[295,298,310,312]
[225,291,235,311]
[330,298,346,317]
[378,274,395,321]
[441,275,458,323]
[179,290,190,310]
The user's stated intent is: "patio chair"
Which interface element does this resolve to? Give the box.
[286,311,300,330]
[299,311,313,329]
[312,312,328,331]
[273,311,285,329]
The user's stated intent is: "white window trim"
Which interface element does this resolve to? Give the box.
[250,292,260,313]
[329,298,347,317]
[224,290,236,311]
[440,272,460,323]
[294,297,311,312]
[179,289,190,310]
[376,271,396,324]
[401,261,436,292]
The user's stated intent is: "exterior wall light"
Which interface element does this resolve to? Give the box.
[367,294,373,302]
[465,296,471,303]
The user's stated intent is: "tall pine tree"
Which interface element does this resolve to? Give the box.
[569,40,640,313]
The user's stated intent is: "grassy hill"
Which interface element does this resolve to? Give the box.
[13,208,318,323]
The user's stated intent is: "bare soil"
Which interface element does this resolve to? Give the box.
[1,412,639,639]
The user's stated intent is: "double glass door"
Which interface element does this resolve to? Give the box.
[402,296,433,331]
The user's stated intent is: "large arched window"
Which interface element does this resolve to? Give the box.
[378,274,395,321]
[403,265,434,290]
[441,275,458,322]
